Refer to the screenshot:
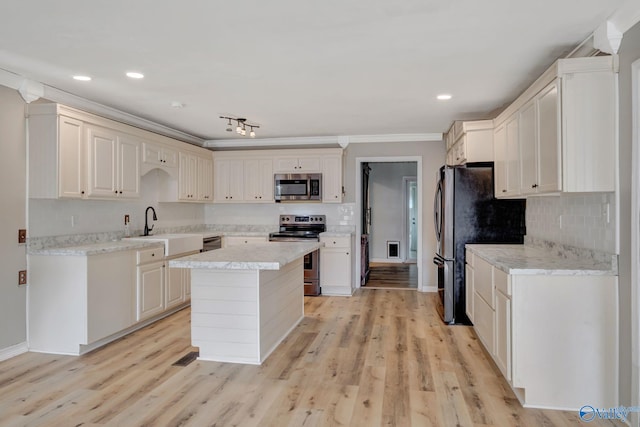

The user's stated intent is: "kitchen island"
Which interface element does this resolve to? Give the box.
[169,241,322,364]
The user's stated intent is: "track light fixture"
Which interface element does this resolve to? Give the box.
[219,116,259,138]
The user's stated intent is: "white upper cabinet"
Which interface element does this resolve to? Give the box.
[86,125,140,199]
[197,156,214,201]
[213,158,244,202]
[445,120,494,166]
[179,151,213,202]
[505,114,521,196]
[322,155,343,203]
[518,99,538,195]
[274,155,322,173]
[493,124,507,196]
[244,158,274,202]
[142,142,178,173]
[58,116,86,198]
[494,56,616,198]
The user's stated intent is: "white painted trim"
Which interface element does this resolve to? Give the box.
[347,133,442,144]
[422,285,437,293]
[205,133,442,149]
[606,0,640,36]
[0,68,205,146]
[0,341,28,362]
[370,257,404,264]
[206,135,339,149]
[630,58,640,427]
[403,176,418,263]
[355,156,423,291]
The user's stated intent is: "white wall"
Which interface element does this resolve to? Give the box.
[29,170,206,238]
[204,202,356,229]
[368,162,417,260]
[525,192,616,254]
[618,20,640,416]
[0,86,27,352]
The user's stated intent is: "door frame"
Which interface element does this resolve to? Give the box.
[355,156,423,291]
[403,176,418,263]
[631,57,640,424]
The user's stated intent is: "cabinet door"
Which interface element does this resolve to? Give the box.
[197,156,213,201]
[214,158,243,202]
[465,264,474,323]
[184,269,191,301]
[118,136,141,198]
[298,156,321,172]
[142,142,164,166]
[495,290,511,381]
[166,266,185,309]
[322,156,342,202]
[137,262,165,321]
[536,80,561,193]
[320,248,351,287]
[58,116,86,198]
[244,158,273,201]
[87,251,135,344]
[493,124,508,197]
[505,114,520,196]
[179,153,198,200]
[519,100,538,194]
[87,126,118,198]
[273,157,300,172]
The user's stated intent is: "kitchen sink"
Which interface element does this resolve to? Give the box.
[128,233,203,256]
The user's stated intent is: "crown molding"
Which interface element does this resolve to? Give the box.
[0,68,205,146]
[205,133,442,149]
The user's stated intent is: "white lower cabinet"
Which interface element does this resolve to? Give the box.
[223,236,268,247]
[137,260,165,321]
[319,235,353,296]
[466,246,618,410]
[28,250,136,355]
[464,257,474,323]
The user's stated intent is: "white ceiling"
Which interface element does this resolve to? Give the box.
[0,0,628,145]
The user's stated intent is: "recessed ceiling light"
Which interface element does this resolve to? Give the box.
[170,101,185,108]
[126,72,144,79]
[437,94,452,100]
[73,75,91,81]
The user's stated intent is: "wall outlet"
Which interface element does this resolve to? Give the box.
[18,270,27,285]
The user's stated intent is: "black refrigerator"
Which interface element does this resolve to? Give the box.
[433,162,526,325]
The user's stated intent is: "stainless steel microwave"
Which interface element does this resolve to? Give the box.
[274,173,322,202]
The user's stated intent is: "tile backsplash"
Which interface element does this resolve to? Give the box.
[525,192,615,254]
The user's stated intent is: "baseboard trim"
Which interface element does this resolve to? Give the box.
[0,341,28,362]
[421,285,438,293]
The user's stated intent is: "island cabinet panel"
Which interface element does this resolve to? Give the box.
[28,251,135,355]
[190,259,304,365]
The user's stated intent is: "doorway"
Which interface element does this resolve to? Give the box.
[356,157,422,290]
[404,177,418,262]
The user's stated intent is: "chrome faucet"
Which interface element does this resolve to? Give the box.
[144,206,157,236]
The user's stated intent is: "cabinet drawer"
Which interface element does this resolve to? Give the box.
[494,268,510,296]
[474,291,495,354]
[320,236,351,248]
[474,257,494,309]
[466,250,474,267]
[137,247,164,265]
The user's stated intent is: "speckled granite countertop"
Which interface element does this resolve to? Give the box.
[29,240,164,256]
[169,241,323,270]
[319,232,353,238]
[465,244,618,276]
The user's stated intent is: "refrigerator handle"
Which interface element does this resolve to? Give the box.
[433,180,442,241]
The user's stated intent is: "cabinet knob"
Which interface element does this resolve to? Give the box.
[114,190,118,194]
[81,191,85,194]
[346,252,349,255]
[502,189,507,193]
[532,184,538,189]
[119,191,123,194]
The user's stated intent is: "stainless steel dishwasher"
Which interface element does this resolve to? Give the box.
[202,236,222,251]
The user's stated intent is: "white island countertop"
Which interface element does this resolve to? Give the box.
[465,244,617,275]
[169,241,322,270]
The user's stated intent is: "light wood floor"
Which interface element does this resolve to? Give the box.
[364,263,418,289]
[0,290,621,426]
